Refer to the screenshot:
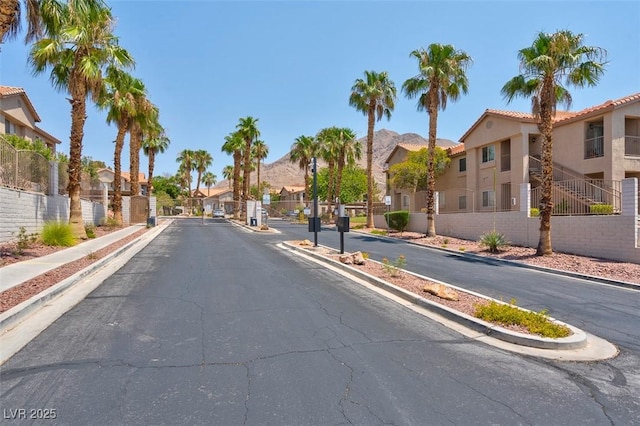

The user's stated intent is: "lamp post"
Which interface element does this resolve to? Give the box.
[312,156,319,247]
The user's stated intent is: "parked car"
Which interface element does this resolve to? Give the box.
[213,209,225,218]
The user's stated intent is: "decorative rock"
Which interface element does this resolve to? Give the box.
[339,254,354,264]
[423,283,459,301]
[299,239,313,246]
[352,251,366,265]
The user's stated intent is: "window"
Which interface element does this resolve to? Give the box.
[482,145,495,163]
[482,190,495,208]
[500,140,511,171]
[459,158,466,172]
[584,122,604,159]
[458,195,467,210]
[438,192,445,208]
[4,119,16,135]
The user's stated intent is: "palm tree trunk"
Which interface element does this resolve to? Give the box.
[243,138,251,215]
[233,152,241,219]
[113,124,128,225]
[304,166,310,207]
[426,91,438,237]
[147,150,155,198]
[537,81,555,255]
[68,90,88,239]
[0,0,19,43]
[327,160,335,220]
[257,161,261,198]
[130,127,141,195]
[366,103,376,228]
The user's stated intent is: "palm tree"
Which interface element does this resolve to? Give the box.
[221,132,244,218]
[129,95,156,196]
[317,127,343,219]
[402,43,472,237]
[502,30,606,256]
[142,129,170,199]
[193,149,213,194]
[202,171,217,196]
[100,66,145,225]
[333,127,361,209]
[176,148,196,212]
[30,0,134,238]
[252,139,268,197]
[349,70,397,228]
[0,0,51,43]
[222,165,234,188]
[236,116,260,207]
[289,135,317,206]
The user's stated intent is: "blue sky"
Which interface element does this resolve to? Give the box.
[2,0,639,185]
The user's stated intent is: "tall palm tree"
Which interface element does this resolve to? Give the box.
[316,127,343,219]
[100,66,145,225]
[222,165,234,189]
[502,30,606,256]
[0,0,51,43]
[176,149,196,200]
[129,95,156,196]
[236,116,260,208]
[202,171,217,196]
[402,43,472,237]
[142,129,170,199]
[289,135,317,206]
[251,139,268,196]
[193,149,213,193]
[221,132,244,218]
[349,70,396,228]
[332,127,360,209]
[30,0,134,238]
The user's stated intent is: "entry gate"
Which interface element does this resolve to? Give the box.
[130,195,149,224]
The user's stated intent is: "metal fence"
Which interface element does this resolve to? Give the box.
[0,137,50,194]
[530,179,621,215]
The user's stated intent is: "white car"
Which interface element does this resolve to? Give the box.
[213,209,225,218]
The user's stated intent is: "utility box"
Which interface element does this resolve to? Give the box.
[336,216,350,233]
[308,217,321,232]
[146,217,156,227]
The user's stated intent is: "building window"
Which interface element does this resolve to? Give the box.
[458,195,467,210]
[482,145,495,163]
[459,158,466,172]
[585,122,604,159]
[482,190,495,208]
[438,192,445,208]
[4,119,16,135]
[500,140,511,171]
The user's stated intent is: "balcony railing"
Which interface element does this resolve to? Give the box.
[584,136,604,159]
[530,179,621,215]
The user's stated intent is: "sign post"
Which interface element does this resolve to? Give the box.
[384,195,391,235]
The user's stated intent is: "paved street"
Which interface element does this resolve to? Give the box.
[1,218,639,425]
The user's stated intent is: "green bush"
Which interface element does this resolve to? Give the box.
[589,204,614,215]
[370,229,388,236]
[85,225,96,239]
[381,255,406,277]
[530,208,540,217]
[13,227,38,255]
[474,299,571,338]
[383,210,410,234]
[41,221,76,247]
[479,230,509,253]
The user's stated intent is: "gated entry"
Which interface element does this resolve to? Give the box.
[130,195,149,224]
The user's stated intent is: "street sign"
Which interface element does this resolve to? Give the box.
[384,195,391,206]
[262,194,271,205]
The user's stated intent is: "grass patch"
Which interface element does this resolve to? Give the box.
[370,229,388,236]
[41,221,76,247]
[350,216,367,225]
[474,299,571,338]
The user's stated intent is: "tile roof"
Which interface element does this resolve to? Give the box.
[447,144,466,156]
[554,92,640,124]
[0,85,41,122]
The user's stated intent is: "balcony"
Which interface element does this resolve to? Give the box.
[584,136,604,159]
[625,135,640,156]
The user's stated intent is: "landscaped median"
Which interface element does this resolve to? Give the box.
[281,240,619,360]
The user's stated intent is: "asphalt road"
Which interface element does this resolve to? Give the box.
[1,218,638,425]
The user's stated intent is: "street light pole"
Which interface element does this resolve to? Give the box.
[313,156,319,247]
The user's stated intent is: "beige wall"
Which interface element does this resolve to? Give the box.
[1,95,59,152]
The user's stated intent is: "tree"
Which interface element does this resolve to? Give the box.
[389,147,450,193]
[193,149,213,193]
[0,0,51,43]
[333,127,361,209]
[129,95,156,196]
[152,174,180,199]
[30,0,134,238]
[252,139,268,197]
[221,132,244,218]
[402,43,472,237]
[501,30,606,255]
[236,116,260,208]
[317,166,367,204]
[142,129,170,198]
[176,149,196,199]
[100,67,145,225]
[349,70,397,228]
[222,165,234,188]
[289,135,317,205]
[202,171,217,196]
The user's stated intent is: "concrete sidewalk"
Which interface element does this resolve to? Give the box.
[0,225,148,293]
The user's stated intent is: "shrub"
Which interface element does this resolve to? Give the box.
[381,254,406,277]
[589,204,614,215]
[383,210,409,234]
[474,299,571,338]
[530,208,540,217]
[41,221,76,247]
[85,225,96,239]
[479,230,509,253]
[102,216,120,229]
[13,227,38,255]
